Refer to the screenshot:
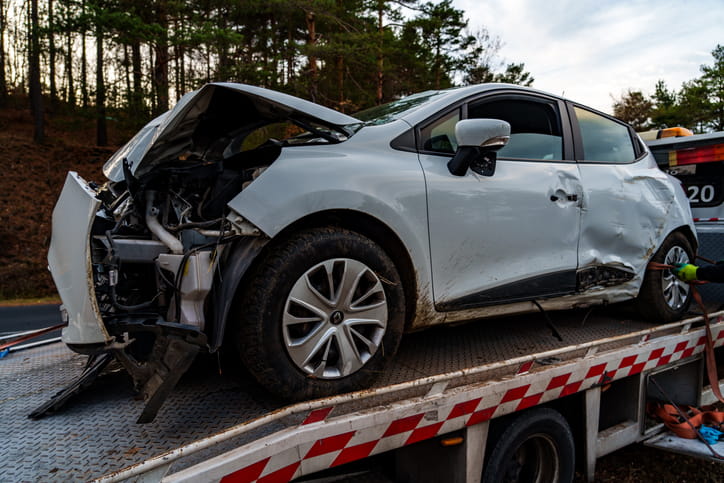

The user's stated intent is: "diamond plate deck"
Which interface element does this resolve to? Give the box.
[0,306,685,481]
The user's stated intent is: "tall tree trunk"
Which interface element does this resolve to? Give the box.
[434,42,441,90]
[335,0,344,110]
[123,43,131,108]
[81,0,88,108]
[65,13,75,106]
[148,43,156,114]
[131,40,142,116]
[179,42,185,97]
[48,0,57,106]
[96,22,107,146]
[336,55,344,110]
[153,0,169,115]
[305,10,317,102]
[286,21,294,84]
[173,17,180,99]
[29,0,44,143]
[376,3,383,105]
[0,0,7,104]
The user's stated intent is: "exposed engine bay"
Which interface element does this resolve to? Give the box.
[46,84,354,423]
[91,149,274,332]
[83,145,279,422]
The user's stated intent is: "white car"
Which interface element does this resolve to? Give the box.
[48,83,695,418]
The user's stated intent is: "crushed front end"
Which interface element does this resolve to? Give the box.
[46,83,358,422]
[48,165,257,422]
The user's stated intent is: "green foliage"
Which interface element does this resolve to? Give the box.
[700,44,724,131]
[5,0,536,130]
[622,45,724,133]
[612,90,653,131]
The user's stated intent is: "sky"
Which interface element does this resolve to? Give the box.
[453,0,724,114]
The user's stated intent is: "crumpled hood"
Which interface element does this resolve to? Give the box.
[103,83,360,182]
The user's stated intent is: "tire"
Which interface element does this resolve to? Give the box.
[636,231,694,323]
[483,408,574,483]
[233,227,405,400]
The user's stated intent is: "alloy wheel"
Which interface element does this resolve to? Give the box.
[282,258,388,378]
[663,245,691,310]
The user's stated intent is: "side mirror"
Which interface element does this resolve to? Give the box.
[447,119,511,177]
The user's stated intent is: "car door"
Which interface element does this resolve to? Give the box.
[571,104,669,283]
[418,93,583,311]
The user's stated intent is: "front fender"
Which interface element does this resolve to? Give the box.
[208,237,268,352]
[225,139,435,313]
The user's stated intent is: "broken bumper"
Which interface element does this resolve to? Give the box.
[48,172,110,349]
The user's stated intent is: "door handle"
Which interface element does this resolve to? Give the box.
[550,194,579,203]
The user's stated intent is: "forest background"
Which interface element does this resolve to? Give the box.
[0,0,721,299]
[0,0,535,299]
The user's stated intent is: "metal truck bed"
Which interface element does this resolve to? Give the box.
[0,306,718,481]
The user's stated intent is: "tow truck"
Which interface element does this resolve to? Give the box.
[645,127,724,303]
[3,304,723,482]
[3,128,724,482]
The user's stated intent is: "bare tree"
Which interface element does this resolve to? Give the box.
[29,0,44,143]
[95,10,107,145]
[49,0,57,105]
[0,0,7,104]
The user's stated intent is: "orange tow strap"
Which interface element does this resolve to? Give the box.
[649,402,724,439]
[647,261,724,404]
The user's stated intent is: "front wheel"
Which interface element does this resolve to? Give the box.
[636,232,694,323]
[233,227,405,400]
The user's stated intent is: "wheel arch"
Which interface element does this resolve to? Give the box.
[266,209,419,331]
[213,209,420,352]
[672,224,698,255]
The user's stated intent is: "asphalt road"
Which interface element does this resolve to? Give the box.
[0,304,63,344]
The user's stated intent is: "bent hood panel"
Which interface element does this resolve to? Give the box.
[103,83,360,181]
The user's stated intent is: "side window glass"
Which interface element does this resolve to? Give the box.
[574,106,635,163]
[420,109,460,154]
[468,98,563,160]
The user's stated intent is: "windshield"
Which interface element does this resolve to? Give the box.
[352,91,446,126]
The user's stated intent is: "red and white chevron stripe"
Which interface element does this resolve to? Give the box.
[212,324,724,483]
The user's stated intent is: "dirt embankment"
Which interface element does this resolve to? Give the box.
[0,104,127,299]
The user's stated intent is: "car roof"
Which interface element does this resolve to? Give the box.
[392,84,569,125]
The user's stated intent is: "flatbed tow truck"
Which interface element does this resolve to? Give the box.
[3,304,724,482]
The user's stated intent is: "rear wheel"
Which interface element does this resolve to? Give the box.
[234,227,405,400]
[483,408,574,483]
[636,232,694,322]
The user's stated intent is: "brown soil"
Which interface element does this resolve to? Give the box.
[0,102,126,299]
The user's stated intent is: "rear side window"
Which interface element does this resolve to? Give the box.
[574,106,635,164]
[468,98,563,160]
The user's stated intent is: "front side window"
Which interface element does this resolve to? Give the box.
[420,109,461,154]
[468,98,563,160]
[574,106,635,164]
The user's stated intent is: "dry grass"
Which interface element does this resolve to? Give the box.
[0,102,128,300]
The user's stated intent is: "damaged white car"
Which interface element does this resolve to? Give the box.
[48,83,696,421]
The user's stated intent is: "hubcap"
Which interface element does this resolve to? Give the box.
[282,258,388,379]
[504,433,560,483]
[663,246,690,310]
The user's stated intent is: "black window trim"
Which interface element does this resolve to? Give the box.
[567,102,646,165]
[415,89,575,163]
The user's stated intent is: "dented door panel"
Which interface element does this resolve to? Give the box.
[421,155,583,310]
[577,155,696,287]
